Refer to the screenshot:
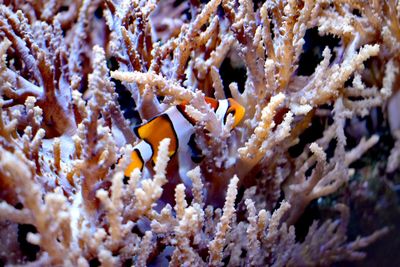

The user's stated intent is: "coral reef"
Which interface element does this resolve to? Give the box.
[0,0,399,266]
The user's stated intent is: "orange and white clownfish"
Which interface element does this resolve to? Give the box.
[124,97,245,183]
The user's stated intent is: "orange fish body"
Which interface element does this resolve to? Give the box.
[124,97,245,178]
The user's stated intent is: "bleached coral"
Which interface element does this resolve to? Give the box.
[0,0,399,266]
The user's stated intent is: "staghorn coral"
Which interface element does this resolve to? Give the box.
[0,0,399,266]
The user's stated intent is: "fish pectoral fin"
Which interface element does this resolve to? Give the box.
[124,149,144,177]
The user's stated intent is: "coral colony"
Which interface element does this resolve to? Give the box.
[1,0,400,266]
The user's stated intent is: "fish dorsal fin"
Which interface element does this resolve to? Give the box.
[204,97,219,111]
[176,97,219,125]
[134,114,178,163]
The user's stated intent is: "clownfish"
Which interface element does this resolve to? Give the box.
[124,97,245,181]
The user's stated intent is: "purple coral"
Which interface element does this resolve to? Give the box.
[0,0,399,266]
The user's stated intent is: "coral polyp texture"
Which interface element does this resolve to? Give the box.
[1,0,400,266]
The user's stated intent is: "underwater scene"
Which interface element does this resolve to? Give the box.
[0,0,399,266]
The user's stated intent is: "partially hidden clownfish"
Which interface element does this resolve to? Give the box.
[124,97,245,184]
